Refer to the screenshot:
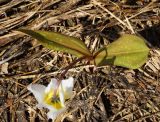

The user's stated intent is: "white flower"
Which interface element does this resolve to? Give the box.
[27,77,74,121]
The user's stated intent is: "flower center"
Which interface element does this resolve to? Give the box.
[43,90,63,110]
[51,95,60,103]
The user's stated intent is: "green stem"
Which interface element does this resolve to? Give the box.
[53,56,93,97]
[59,56,87,80]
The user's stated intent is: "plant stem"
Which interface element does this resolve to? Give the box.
[53,56,93,97]
[59,56,87,79]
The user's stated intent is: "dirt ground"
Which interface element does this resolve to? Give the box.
[0,0,160,122]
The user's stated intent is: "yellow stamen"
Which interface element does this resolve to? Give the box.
[43,90,63,110]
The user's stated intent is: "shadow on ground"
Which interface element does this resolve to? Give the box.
[139,24,160,48]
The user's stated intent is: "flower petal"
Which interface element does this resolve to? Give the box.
[59,84,65,106]
[45,78,58,93]
[40,103,57,112]
[27,84,46,103]
[61,77,74,99]
[47,108,65,120]
[36,103,45,109]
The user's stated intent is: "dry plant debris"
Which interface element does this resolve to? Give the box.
[0,0,160,122]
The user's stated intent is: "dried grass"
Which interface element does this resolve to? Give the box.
[0,0,160,122]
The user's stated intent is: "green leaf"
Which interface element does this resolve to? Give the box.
[94,34,149,69]
[18,29,92,58]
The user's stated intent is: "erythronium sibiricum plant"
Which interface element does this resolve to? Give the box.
[27,77,74,121]
[18,29,149,121]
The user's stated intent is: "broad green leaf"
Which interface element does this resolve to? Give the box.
[94,34,149,69]
[18,29,92,57]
